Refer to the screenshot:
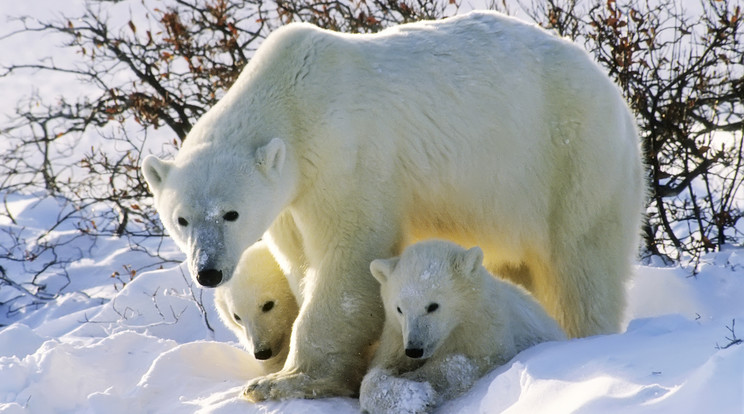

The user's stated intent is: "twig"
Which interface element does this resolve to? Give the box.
[716,319,742,350]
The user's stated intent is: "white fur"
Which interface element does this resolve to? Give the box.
[360,240,566,413]
[141,11,644,400]
[214,242,299,374]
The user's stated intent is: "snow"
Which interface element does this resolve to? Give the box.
[0,191,742,413]
[1,2,743,413]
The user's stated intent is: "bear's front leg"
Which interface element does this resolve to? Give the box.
[242,238,390,401]
[242,369,356,401]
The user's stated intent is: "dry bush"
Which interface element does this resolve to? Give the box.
[1,0,741,316]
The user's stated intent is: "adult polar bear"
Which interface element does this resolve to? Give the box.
[142,11,645,400]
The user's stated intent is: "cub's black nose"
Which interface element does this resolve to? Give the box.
[196,269,223,287]
[405,348,424,359]
[254,349,273,360]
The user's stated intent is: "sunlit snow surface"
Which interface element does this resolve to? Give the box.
[0,192,742,413]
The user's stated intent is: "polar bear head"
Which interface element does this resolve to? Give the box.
[370,240,484,359]
[214,242,299,371]
[142,138,296,287]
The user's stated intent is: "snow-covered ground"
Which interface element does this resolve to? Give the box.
[0,192,742,413]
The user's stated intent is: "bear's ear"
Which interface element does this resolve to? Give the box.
[141,155,172,196]
[370,257,399,284]
[256,137,286,176]
[458,246,484,276]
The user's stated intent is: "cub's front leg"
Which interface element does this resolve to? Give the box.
[402,354,482,401]
[360,325,438,414]
[360,367,437,414]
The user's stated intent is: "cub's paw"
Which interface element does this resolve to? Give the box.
[360,369,437,414]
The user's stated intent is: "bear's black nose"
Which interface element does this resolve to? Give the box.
[405,348,424,359]
[254,349,273,360]
[196,269,223,287]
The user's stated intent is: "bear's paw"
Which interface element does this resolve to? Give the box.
[242,370,357,401]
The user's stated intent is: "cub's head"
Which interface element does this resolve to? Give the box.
[142,138,296,287]
[214,242,299,372]
[370,240,484,360]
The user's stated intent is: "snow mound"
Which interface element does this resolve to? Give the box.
[1,193,743,413]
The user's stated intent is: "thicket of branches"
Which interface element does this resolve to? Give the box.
[1,0,742,313]
[524,0,743,265]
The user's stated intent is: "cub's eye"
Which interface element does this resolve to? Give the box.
[223,211,239,221]
[177,217,189,227]
[426,303,439,313]
[396,306,403,315]
[262,301,275,313]
[233,313,241,322]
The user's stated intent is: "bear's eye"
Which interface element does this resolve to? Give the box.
[233,313,241,322]
[426,303,439,313]
[177,217,189,227]
[396,306,403,315]
[223,211,239,222]
[262,301,275,313]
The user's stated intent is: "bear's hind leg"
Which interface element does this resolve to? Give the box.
[533,234,631,338]
[529,234,631,338]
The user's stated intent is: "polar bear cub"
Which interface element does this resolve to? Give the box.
[361,240,566,413]
[215,241,299,374]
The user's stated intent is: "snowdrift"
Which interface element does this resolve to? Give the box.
[1,193,742,413]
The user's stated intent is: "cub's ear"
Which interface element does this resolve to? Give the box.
[141,155,173,196]
[256,137,286,176]
[370,257,399,285]
[458,246,484,276]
